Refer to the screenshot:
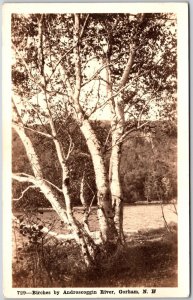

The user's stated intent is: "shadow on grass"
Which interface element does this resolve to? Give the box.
[13,226,177,288]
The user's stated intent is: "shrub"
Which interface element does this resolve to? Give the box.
[144,171,172,202]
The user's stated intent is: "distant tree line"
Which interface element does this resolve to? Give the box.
[12,119,177,210]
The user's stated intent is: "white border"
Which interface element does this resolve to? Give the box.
[2,3,189,298]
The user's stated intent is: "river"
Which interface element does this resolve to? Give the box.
[122,203,177,233]
[15,203,177,234]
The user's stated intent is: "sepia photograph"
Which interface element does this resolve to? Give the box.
[3,3,189,298]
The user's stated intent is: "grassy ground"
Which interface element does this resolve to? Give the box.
[12,225,177,288]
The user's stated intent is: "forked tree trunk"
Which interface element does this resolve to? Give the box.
[107,16,144,239]
[103,60,125,242]
[12,106,98,267]
[80,119,118,244]
[72,14,118,245]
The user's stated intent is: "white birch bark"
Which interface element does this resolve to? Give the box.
[110,47,136,238]
[13,101,97,266]
[36,18,98,264]
[105,15,144,239]
[110,127,124,239]
[12,124,69,225]
[103,62,124,239]
[79,173,91,234]
[71,14,117,243]
[80,119,117,242]
[13,121,96,266]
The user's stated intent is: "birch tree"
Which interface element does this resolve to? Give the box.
[12,13,177,263]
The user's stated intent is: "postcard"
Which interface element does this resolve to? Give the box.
[2,3,189,298]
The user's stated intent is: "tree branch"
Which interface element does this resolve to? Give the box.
[79,14,89,38]
[13,185,38,201]
[81,62,115,88]
[12,122,53,139]
[12,173,37,184]
[118,14,144,89]
[65,133,74,160]
[118,43,136,89]
[42,179,63,193]
[48,14,89,82]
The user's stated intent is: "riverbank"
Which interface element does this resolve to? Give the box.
[13,199,177,214]
[12,225,177,288]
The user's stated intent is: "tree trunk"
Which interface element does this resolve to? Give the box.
[12,106,98,267]
[110,91,125,240]
[107,20,143,240]
[71,14,117,245]
[110,128,124,242]
[103,58,125,242]
[80,119,117,243]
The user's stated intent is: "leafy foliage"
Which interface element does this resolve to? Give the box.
[121,121,177,203]
[11,12,177,215]
[12,13,177,122]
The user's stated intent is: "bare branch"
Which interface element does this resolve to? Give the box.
[65,133,75,160]
[13,185,38,201]
[105,120,150,153]
[161,203,171,232]
[37,14,44,76]
[85,180,95,196]
[12,173,36,184]
[172,200,178,215]
[103,127,112,152]
[77,152,91,158]
[88,194,95,215]
[42,179,63,193]
[74,14,82,100]
[80,172,86,208]
[13,172,34,178]
[137,120,150,130]
[81,63,112,88]
[12,122,53,139]
[81,56,98,71]
[48,46,75,81]
[79,14,89,38]
[85,82,130,120]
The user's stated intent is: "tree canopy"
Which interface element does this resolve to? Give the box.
[12,13,177,124]
[11,13,177,265]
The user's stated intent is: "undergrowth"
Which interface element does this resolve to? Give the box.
[13,225,177,288]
